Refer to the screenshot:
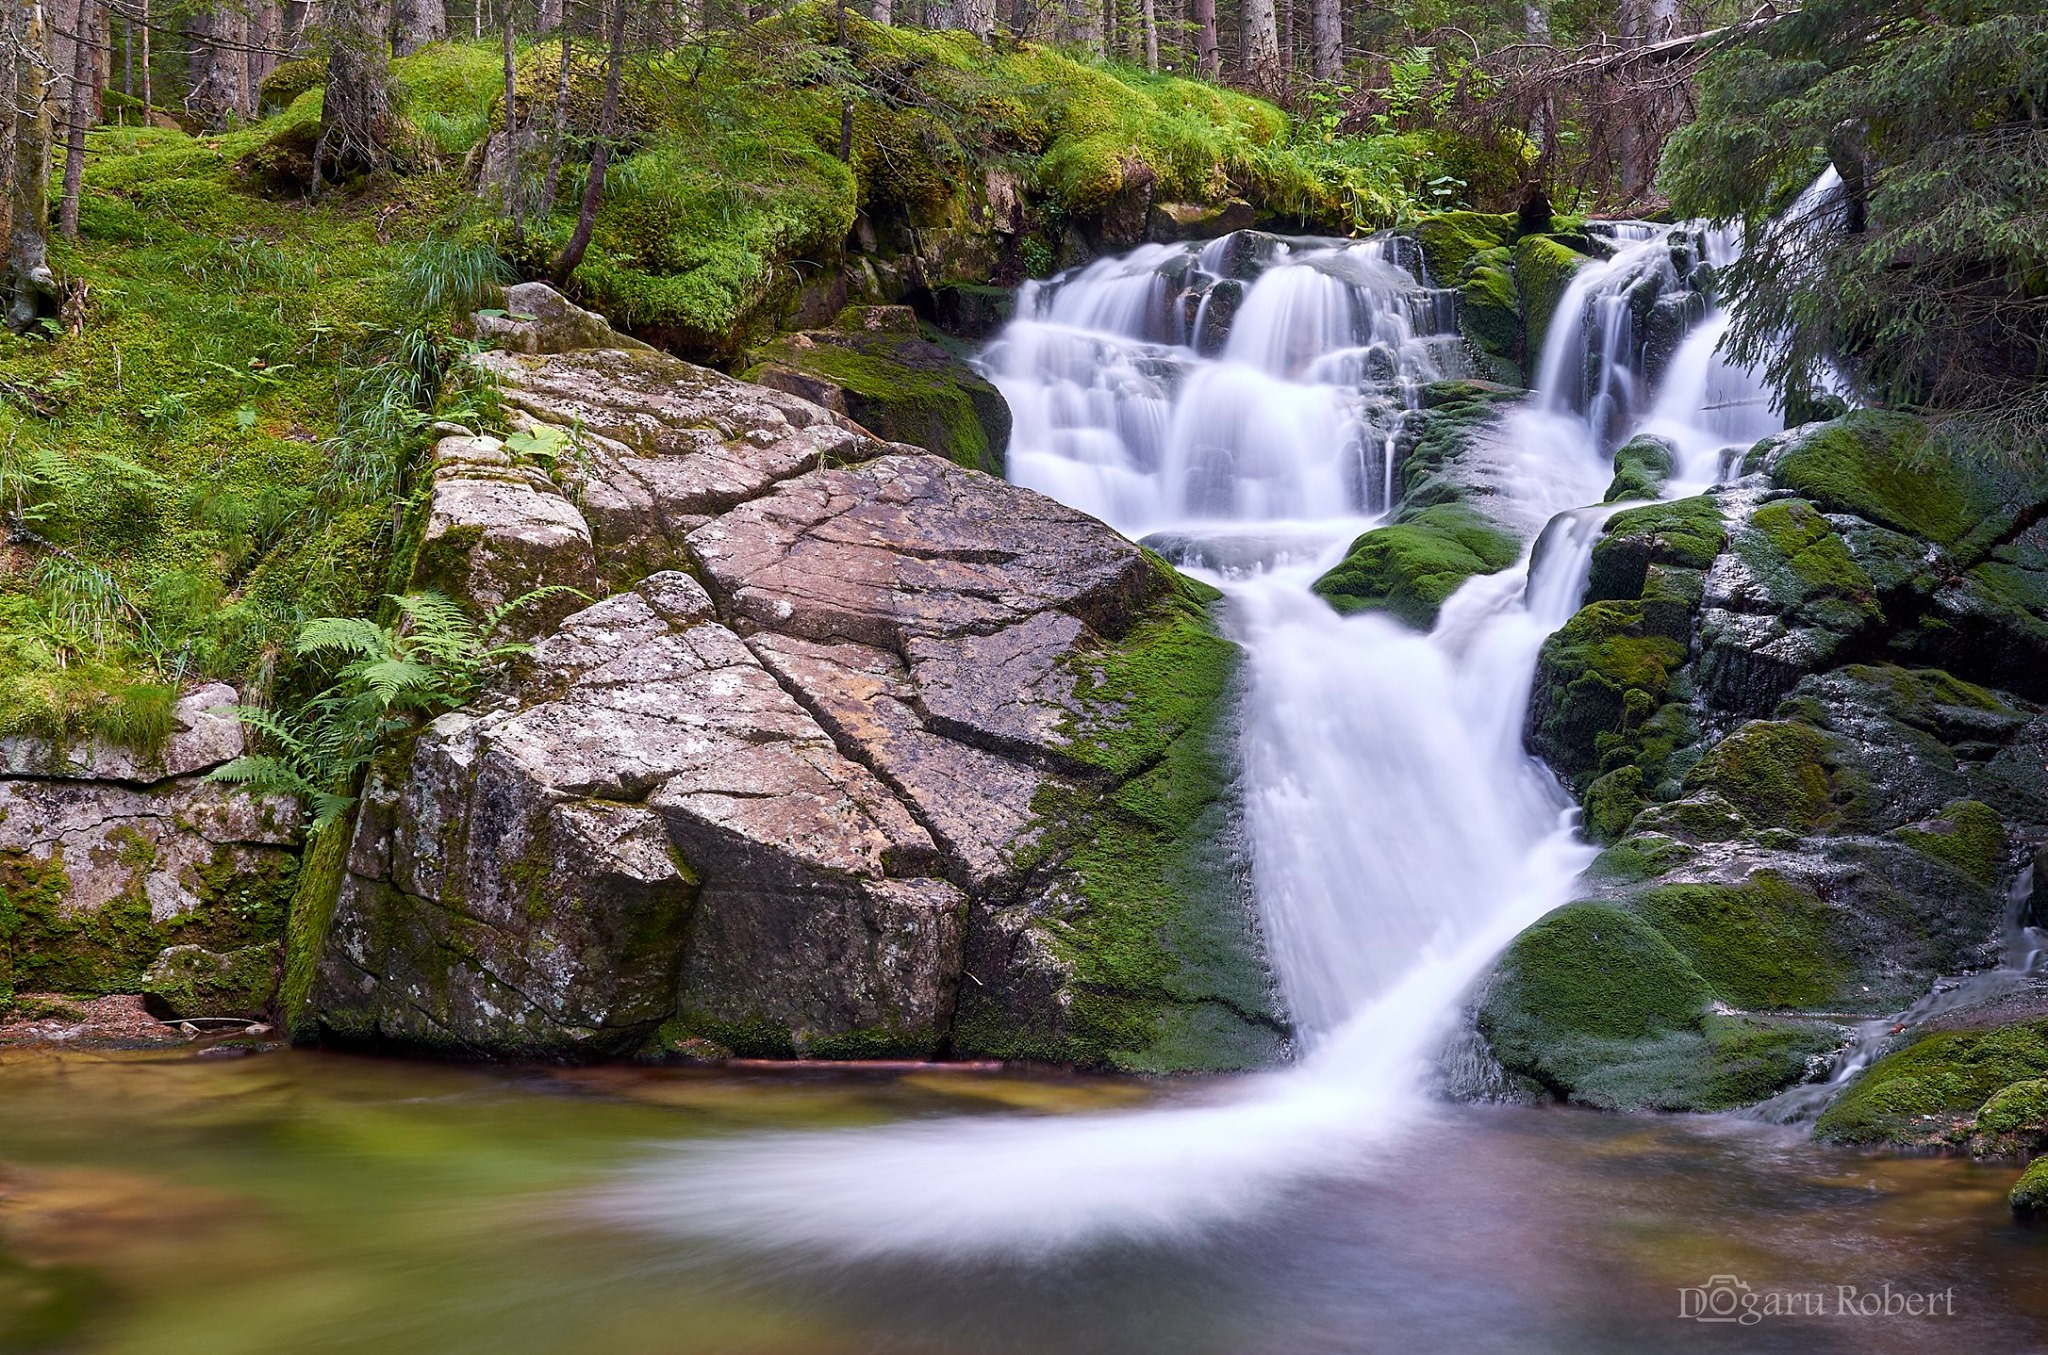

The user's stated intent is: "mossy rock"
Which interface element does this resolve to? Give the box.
[1512,234,1591,367]
[1816,1017,2048,1146]
[2013,1156,2048,1221]
[1585,494,1726,605]
[1412,211,1517,283]
[258,58,325,115]
[1630,872,1848,1009]
[1680,720,1837,834]
[1751,411,2018,555]
[140,943,278,1020]
[1310,502,1521,629]
[1973,1077,2048,1158]
[952,574,1283,1073]
[1604,433,1676,503]
[1479,900,1835,1110]
[742,308,1011,475]
[1528,599,1690,792]
[1892,799,2006,887]
[1733,498,1881,636]
[1455,246,1522,384]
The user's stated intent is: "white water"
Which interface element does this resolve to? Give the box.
[602,228,1780,1257]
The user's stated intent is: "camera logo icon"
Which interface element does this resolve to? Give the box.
[1678,1275,1760,1325]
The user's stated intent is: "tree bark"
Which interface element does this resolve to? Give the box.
[1240,0,1278,85]
[550,0,625,285]
[1193,0,1217,76]
[392,0,447,55]
[538,22,575,211]
[284,0,317,54]
[189,7,249,126]
[317,0,395,179]
[500,11,519,231]
[872,0,891,24]
[57,0,93,237]
[1140,0,1155,71]
[8,0,58,333]
[247,1,279,112]
[1309,0,1338,79]
[538,0,562,32]
[962,0,994,38]
[139,0,150,111]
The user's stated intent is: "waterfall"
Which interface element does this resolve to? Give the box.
[599,227,1781,1257]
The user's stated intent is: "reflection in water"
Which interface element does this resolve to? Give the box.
[0,1050,2038,1354]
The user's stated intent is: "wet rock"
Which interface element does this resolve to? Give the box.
[740,306,1012,475]
[140,944,276,1020]
[1603,433,1677,504]
[1147,199,1256,243]
[1311,502,1522,630]
[303,343,1280,1071]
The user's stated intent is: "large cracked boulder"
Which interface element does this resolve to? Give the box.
[297,340,1282,1070]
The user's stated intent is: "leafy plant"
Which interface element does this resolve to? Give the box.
[209,587,581,831]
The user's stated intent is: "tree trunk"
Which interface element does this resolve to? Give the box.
[1140,0,1155,70]
[538,23,575,211]
[318,0,395,179]
[1240,0,1278,85]
[393,0,448,55]
[8,0,58,333]
[962,0,994,38]
[284,0,318,54]
[872,0,891,23]
[139,0,151,111]
[500,12,520,230]
[57,0,94,237]
[248,2,279,116]
[538,0,562,31]
[1193,0,1217,76]
[188,7,248,126]
[549,0,626,285]
[1309,0,1338,79]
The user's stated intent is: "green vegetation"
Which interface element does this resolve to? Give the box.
[1311,501,1521,629]
[1817,1018,2048,1145]
[2014,1157,2048,1219]
[1892,799,2007,886]
[1680,721,1836,835]
[1661,0,2048,430]
[211,588,573,831]
[955,572,1283,1073]
[1633,873,1846,1009]
[1603,433,1676,503]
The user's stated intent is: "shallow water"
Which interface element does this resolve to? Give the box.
[0,1049,2039,1354]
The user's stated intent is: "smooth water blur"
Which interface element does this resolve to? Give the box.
[0,1050,2041,1354]
[598,224,1797,1257]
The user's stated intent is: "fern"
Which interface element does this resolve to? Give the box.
[210,586,583,833]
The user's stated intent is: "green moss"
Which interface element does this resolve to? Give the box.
[1892,799,2006,886]
[1583,766,1647,843]
[1817,1018,2048,1145]
[1456,246,1522,382]
[140,943,278,1019]
[1759,411,2011,554]
[1585,832,1696,884]
[741,314,1009,474]
[1528,599,1690,791]
[1585,494,1726,603]
[954,580,1280,1073]
[1632,872,1847,1008]
[1604,433,1676,503]
[280,826,350,1041]
[2013,1156,2048,1219]
[1413,211,1518,284]
[1681,720,1836,833]
[1310,502,1521,629]
[1978,1078,2048,1137]
[1512,234,1592,363]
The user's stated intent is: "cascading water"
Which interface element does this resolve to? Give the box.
[599,228,1781,1257]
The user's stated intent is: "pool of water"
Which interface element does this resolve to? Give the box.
[0,1049,2040,1354]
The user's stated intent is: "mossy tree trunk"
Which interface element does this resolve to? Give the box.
[316,0,395,181]
[5,0,58,334]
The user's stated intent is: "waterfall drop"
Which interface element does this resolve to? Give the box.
[600,224,1783,1257]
